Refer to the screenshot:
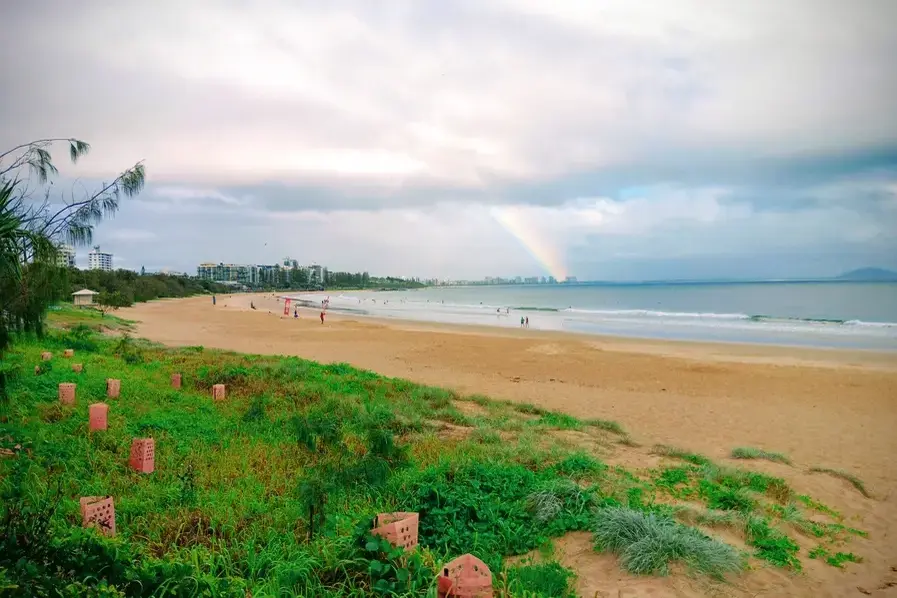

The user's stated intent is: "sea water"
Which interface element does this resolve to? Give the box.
[289,282,897,351]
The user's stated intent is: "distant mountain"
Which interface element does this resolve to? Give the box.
[836,268,897,282]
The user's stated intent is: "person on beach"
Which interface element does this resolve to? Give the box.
[320,310,325,324]
[293,308,298,318]
[212,295,216,306]
[525,316,529,328]
[520,316,525,327]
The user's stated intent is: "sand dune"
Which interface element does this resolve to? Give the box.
[118,293,897,597]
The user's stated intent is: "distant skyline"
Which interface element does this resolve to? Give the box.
[2,1,896,281]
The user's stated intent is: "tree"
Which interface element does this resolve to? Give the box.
[0,139,145,397]
[96,291,132,317]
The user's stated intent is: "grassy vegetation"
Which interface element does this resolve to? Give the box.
[808,467,871,498]
[651,444,712,466]
[730,447,792,465]
[593,507,742,577]
[0,307,867,596]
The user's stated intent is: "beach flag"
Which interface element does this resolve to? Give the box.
[283,298,292,316]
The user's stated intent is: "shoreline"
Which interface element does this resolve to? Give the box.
[280,288,897,354]
[269,291,896,370]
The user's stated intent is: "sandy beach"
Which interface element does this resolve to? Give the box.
[118,293,897,597]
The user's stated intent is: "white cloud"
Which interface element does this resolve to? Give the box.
[1,0,895,279]
[104,228,157,242]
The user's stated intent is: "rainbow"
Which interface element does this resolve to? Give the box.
[490,206,568,281]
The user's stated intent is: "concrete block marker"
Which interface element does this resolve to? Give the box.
[58,383,76,405]
[212,384,226,401]
[129,438,155,473]
[63,349,74,358]
[171,373,182,389]
[106,378,121,398]
[371,512,419,551]
[80,496,115,536]
[34,365,41,375]
[72,363,83,373]
[41,351,52,361]
[89,403,108,431]
[438,554,493,598]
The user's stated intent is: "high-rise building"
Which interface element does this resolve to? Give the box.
[88,246,113,271]
[57,244,76,268]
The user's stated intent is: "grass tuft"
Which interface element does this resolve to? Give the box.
[730,447,791,465]
[651,444,712,466]
[808,467,870,498]
[593,507,742,577]
[585,418,626,436]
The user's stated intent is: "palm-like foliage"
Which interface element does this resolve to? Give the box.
[0,139,145,398]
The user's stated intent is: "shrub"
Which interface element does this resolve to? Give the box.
[593,507,742,577]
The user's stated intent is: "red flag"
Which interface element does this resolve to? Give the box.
[283,298,291,316]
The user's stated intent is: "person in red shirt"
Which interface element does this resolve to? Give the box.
[320,310,325,324]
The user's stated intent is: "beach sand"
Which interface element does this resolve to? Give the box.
[118,293,897,597]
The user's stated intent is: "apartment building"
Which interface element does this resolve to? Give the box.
[57,244,76,268]
[88,246,113,271]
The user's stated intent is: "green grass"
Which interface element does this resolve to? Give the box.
[808,467,871,498]
[651,444,712,466]
[0,313,867,595]
[593,507,743,577]
[731,447,792,465]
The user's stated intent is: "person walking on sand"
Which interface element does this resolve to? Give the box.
[320,310,325,324]
[212,295,216,306]
[525,316,529,328]
[520,316,525,327]
[293,307,298,318]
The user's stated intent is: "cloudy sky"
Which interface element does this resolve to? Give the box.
[2,0,896,280]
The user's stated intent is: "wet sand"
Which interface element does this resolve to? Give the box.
[118,293,897,597]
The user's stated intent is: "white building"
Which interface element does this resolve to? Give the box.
[88,246,113,271]
[57,244,76,268]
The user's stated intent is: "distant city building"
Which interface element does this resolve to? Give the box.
[88,246,113,271]
[564,276,577,283]
[57,244,76,268]
[197,262,258,284]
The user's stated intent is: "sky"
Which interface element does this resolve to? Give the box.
[2,0,896,281]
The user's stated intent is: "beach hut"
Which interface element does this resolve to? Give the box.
[72,289,99,307]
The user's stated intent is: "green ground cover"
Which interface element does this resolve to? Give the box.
[0,307,865,597]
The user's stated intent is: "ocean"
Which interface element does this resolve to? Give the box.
[289,281,897,351]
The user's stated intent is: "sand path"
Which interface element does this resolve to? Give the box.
[118,293,897,597]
